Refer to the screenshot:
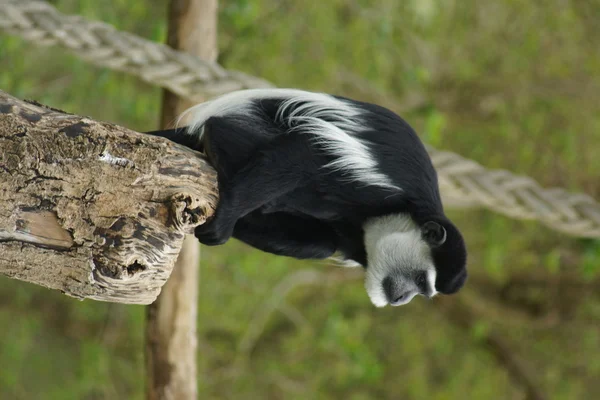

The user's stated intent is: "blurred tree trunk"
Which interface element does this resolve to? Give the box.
[146,1,218,399]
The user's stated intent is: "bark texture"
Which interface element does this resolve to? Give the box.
[146,1,219,399]
[0,91,218,304]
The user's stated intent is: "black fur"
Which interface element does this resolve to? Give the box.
[147,93,467,295]
[145,127,202,150]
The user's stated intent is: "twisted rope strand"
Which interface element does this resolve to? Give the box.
[431,148,600,237]
[1,0,599,238]
[0,0,273,100]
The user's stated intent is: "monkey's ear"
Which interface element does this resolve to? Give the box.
[422,221,446,247]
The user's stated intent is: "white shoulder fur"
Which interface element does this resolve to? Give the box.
[179,88,399,190]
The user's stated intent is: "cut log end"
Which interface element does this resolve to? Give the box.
[0,90,218,304]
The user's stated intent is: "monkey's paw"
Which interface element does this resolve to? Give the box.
[194,214,235,246]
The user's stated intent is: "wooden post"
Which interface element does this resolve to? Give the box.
[145,1,218,399]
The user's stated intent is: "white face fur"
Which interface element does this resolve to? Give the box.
[363,213,438,307]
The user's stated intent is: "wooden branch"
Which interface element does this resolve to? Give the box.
[0,90,218,304]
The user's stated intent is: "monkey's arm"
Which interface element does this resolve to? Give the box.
[233,212,337,259]
[195,134,311,245]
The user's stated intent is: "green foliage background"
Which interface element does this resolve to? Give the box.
[1,0,599,399]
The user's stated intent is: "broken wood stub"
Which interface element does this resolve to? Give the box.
[0,91,218,304]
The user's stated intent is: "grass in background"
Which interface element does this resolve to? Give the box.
[1,0,599,398]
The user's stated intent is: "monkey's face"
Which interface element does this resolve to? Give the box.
[363,215,467,307]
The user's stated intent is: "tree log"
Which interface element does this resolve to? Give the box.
[0,90,218,304]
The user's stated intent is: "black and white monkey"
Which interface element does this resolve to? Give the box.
[147,89,467,307]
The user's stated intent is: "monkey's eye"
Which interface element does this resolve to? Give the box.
[415,272,427,292]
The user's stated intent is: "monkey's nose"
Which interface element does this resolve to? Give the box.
[382,276,418,306]
[389,290,418,306]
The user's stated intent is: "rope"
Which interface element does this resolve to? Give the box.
[0,0,273,101]
[429,147,600,238]
[1,0,599,238]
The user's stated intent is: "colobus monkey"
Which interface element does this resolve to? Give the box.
[147,89,467,307]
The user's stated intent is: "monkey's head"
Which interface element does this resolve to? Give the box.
[362,213,467,307]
